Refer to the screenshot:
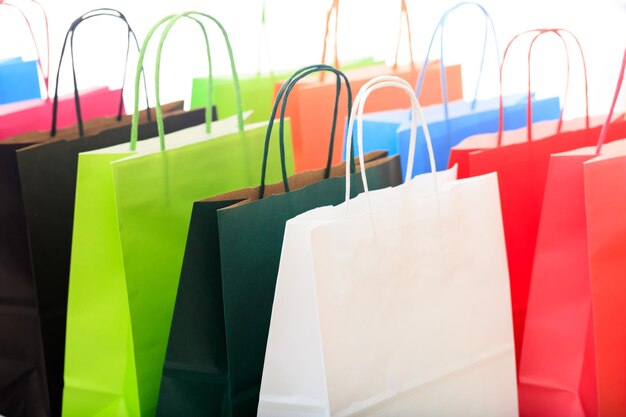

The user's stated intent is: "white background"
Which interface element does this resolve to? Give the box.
[1,0,625,118]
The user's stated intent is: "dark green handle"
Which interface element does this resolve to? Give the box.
[258,64,353,199]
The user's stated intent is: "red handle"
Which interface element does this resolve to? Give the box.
[497,28,589,146]
[595,49,626,154]
[0,0,50,96]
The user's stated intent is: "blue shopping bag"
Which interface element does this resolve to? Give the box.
[0,57,41,104]
[395,95,560,176]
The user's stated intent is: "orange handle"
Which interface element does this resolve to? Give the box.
[320,0,414,81]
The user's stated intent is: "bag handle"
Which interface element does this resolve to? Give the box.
[131,11,241,151]
[0,0,49,95]
[497,28,589,145]
[130,13,212,151]
[256,0,274,76]
[595,48,626,154]
[51,8,151,138]
[392,0,415,71]
[320,0,340,73]
[319,0,414,81]
[258,64,353,199]
[415,2,498,120]
[345,75,437,204]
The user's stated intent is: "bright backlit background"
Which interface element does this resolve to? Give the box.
[1,0,624,118]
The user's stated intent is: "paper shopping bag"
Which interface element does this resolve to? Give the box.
[549,50,626,417]
[0,57,41,104]
[259,76,517,416]
[158,65,402,417]
[518,57,626,411]
[0,87,122,141]
[585,143,626,417]
[519,148,600,417]
[0,142,49,417]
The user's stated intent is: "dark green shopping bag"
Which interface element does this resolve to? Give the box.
[157,65,402,416]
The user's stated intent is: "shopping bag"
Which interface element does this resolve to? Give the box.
[0,0,46,105]
[0,57,41,104]
[520,49,626,417]
[446,29,626,368]
[66,12,293,417]
[0,141,49,417]
[259,75,517,416]
[585,144,626,416]
[0,7,153,417]
[354,3,560,177]
[276,0,463,173]
[582,50,626,417]
[158,64,402,417]
[519,149,599,417]
[0,87,123,141]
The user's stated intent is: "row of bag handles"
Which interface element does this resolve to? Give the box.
[0,1,154,137]
[2,1,624,157]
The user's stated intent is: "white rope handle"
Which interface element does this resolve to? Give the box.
[344,75,437,203]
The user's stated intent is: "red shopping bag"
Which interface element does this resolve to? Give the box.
[582,50,626,417]
[277,0,463,172]
[519,48,626,417]
[519,150,598,417]
[0,88,122,140]
[447,29,626,371]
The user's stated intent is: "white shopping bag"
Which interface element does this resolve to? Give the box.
[258,76,518,416]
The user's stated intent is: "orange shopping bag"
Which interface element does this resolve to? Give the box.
[278,0,463,172]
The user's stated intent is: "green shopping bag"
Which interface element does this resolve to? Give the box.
[189,2,378,123]
[157,65,402,417]
[62,13,217,417]
[120,13,293,417]
[66,12,294,417]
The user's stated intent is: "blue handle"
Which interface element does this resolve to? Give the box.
[415,2,499,120]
